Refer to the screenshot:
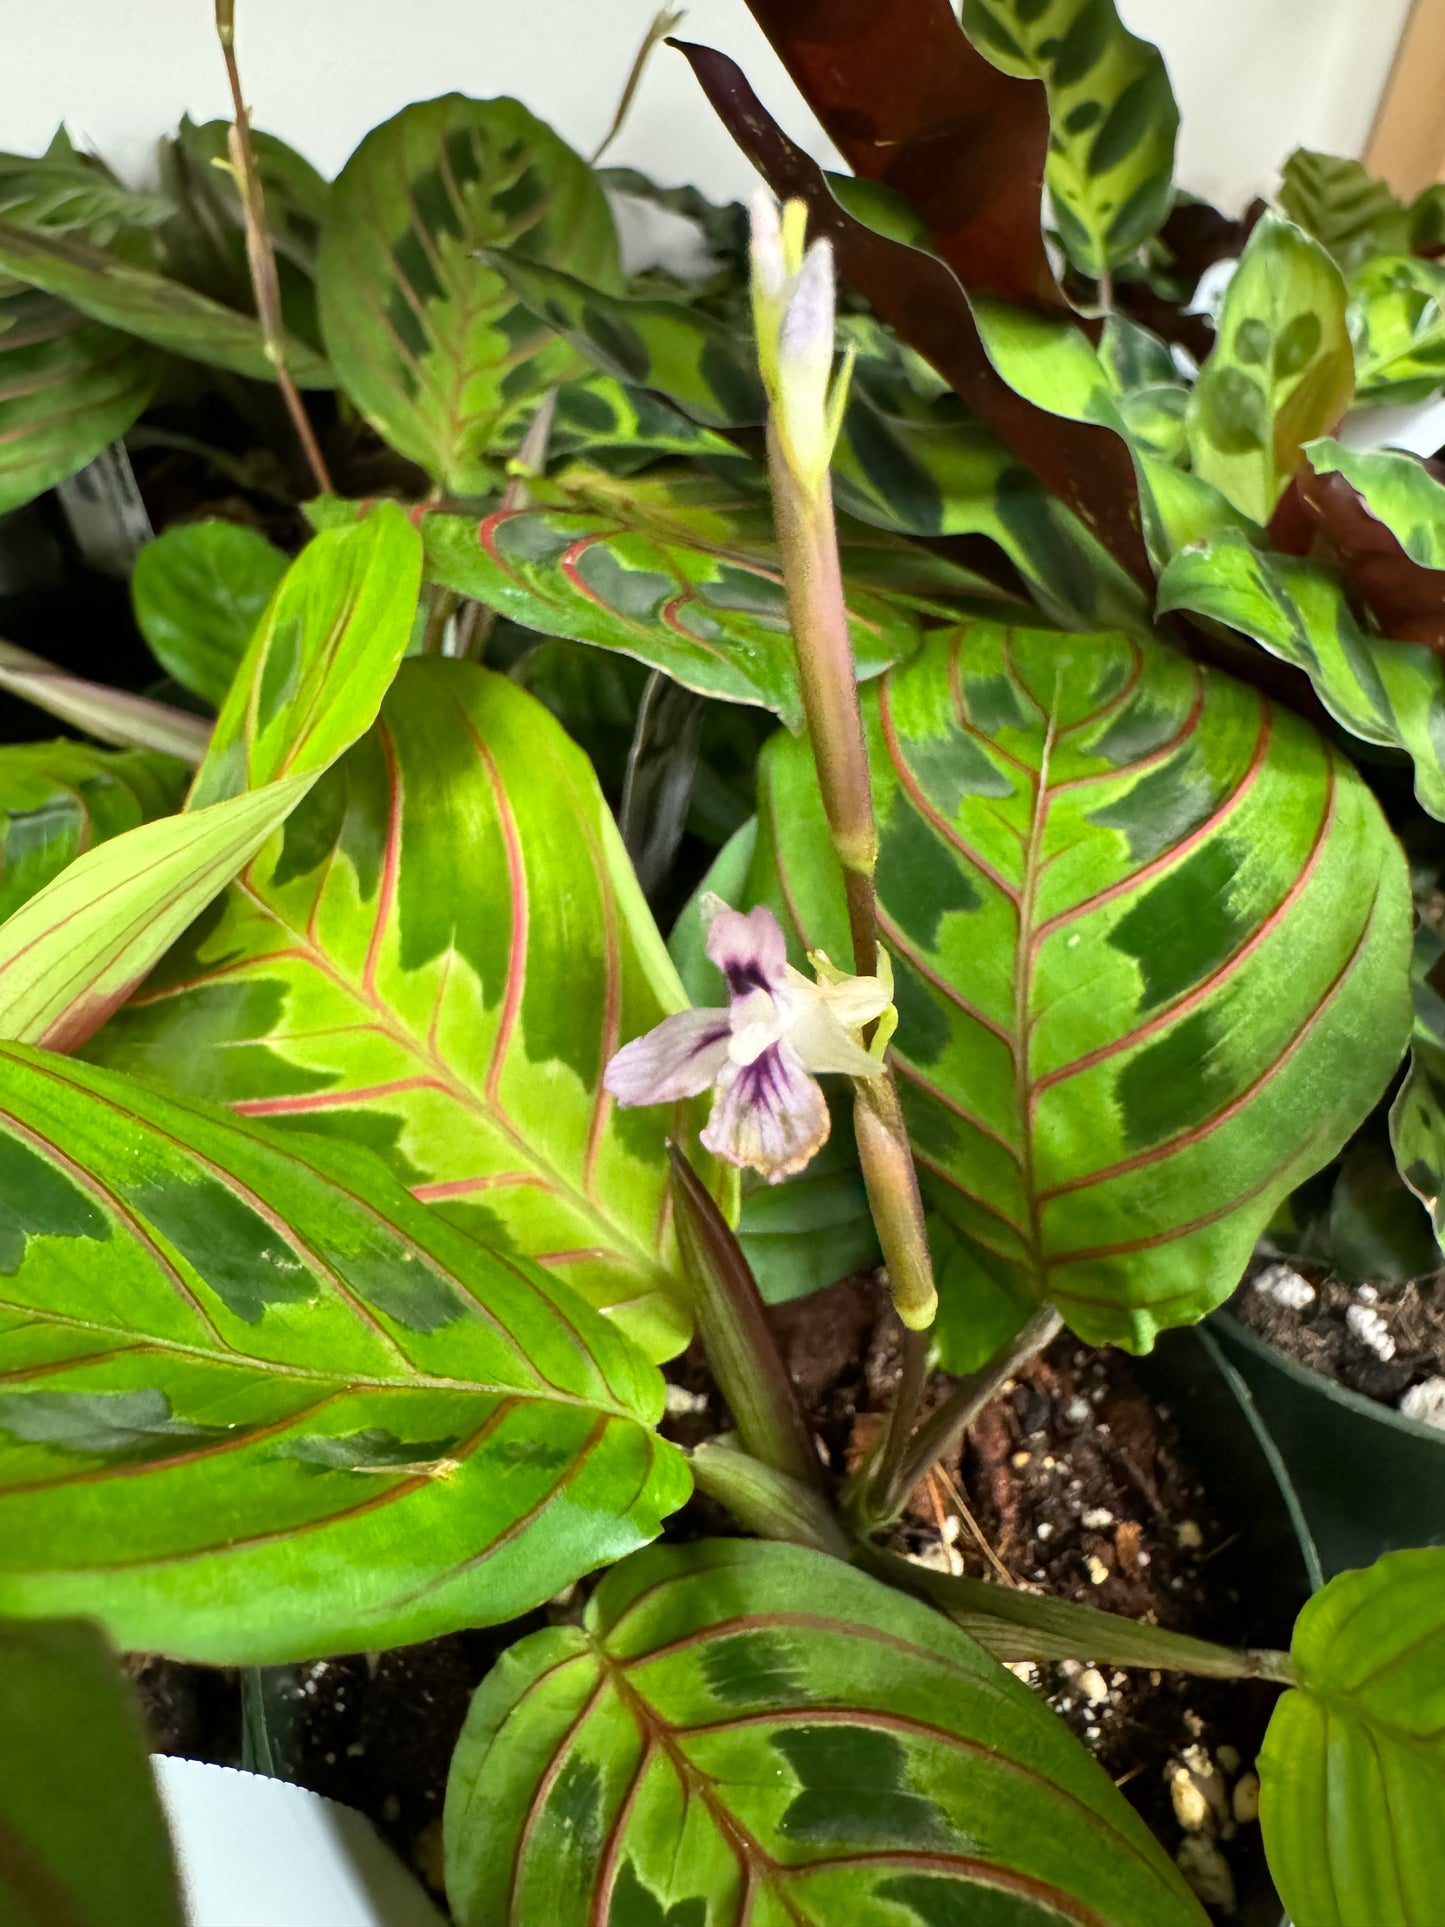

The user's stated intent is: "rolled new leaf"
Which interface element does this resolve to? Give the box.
[0,1044,688,1663]
[0,504,421,1050]
[443,1538,1208,1927]
[87,658,698,1360]
[0,1617,185,1927]
[741,621,1411,1353]
[1259,1547,1445,1926]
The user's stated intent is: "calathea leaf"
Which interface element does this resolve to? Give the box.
[1389,919,1445,1252]
[498,372,745,475]
[0,131,173,251]
[0,218,331,386]
[961,0,1179,278]
[131,518,290,709]
[741,621,1411,1353]
[1157,531,1445,820]
[87,657,699,1360]
[1186,213,1354,525]
[0,506,421,1051]
[0,741,189,922]
[1276,149,1411,276]
[1259,1548,1445,1927]
[0,1044,687,1662]
[416,468,923,725]
[0,289,156,516]
[443,1537,1207,1927]
[316,95,621,492]
[0,1617,185,1927]
[1349,255,1445,402]
[1297,439,1445,650]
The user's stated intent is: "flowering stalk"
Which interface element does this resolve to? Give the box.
[751,193,937,1333]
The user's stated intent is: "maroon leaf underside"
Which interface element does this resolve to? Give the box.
[673,40,1154,590]
[740,0,1063,311]
[1298,467,1445,653]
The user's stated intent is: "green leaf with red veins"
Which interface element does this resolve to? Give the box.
[316,95,622,493]
[0,740,188,922]
[87,658,700,1360]
[739,622,1411,1355]
[0,1044,687,1663]
[443,1538,1208,1927]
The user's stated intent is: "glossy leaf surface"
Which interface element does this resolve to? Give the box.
[88,658,696,1359]
[1277,149,1410,276]
[0,741,188,924]
[420,469,921,725]
[1187,214,1354,524]
[0,290,155,515]
[1158,532,1445,819]
[1259,1548,1445,1927]
[317,95,620,491]
[0,1617,184,1927]
[746,624,1411,1350]
[0,218,331,386]
[1349,255,1445,402]
[962,0,1179,276]
[0,510,421,1051]
[444,1537,1206,1927]
[131,519,290,708]
[0,1045,687,1663]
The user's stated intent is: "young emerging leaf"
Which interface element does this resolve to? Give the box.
[132,518,290,709]
[316,95,622,492]
[1186,213,1354,525]
[0,218,331,385]
[0,1617,185,1927]
[742,623,1412,1353]
[0,507,421,1050]
[87,658,700,1360]
[961,0,1180,278]
[0,290,156,516]
[1158,532,1445,821]
[1259,1548,1445,1927]
[0,741,188,922]
[0,1045,688,1663]
[1349,255,1445,403]
[443,1538,1207,1927]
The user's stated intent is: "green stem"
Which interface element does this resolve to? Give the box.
[864,1548,1296,1683]
[690,1440,851,1558]
[668,1146,824,1494]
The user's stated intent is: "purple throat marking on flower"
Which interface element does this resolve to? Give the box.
[603,900,892,1183]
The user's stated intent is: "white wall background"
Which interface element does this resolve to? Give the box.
[0,0,1413,217]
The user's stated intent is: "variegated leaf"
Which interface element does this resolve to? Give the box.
[1349,255,1445,403]
[742,622,1411,1353]
[961,0,1179,277]
[0,1044,687,1663]
[316,95,621,492]
[1277,149,1411,277]
[444,1538,1207,1927]
[0,741,188,923]
[0,290,155,515]
[87,658,698,1360]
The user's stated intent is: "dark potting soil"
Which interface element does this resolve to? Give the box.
[1230,1259,1445,1409]
[132,1275,1279,1919]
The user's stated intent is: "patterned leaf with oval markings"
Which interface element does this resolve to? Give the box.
[1186,213,1354,525]
[417,469,926,725]
[0,740,188,922]
[740,622,1411,1353]
[316,95,621,493]
[1157,531,1445,820]
[443,1537,1207,1927]
[1259,1548,1445,1927]
[0,1043,688,1664]
[87,657,699,1360]
[0,289,156,515]
[961,0,1179,278]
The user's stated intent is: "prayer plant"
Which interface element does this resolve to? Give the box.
[0,3,1443,1925]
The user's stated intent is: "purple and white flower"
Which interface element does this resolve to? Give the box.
[605,901,891,1183]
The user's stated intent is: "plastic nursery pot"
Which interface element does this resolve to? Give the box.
[1210,1309,1445,1579]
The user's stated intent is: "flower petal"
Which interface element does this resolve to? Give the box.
[701,1040,830,1183]
[706,903,789,998]
[785,963,892,1030]
[786,994,881,1078]
[605,1009,731,1107]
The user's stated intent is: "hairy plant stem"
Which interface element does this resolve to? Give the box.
[766,426,936,1333]
[690,1439,851,1558]
[214,0,333,497]
[667,1146,824,1494]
